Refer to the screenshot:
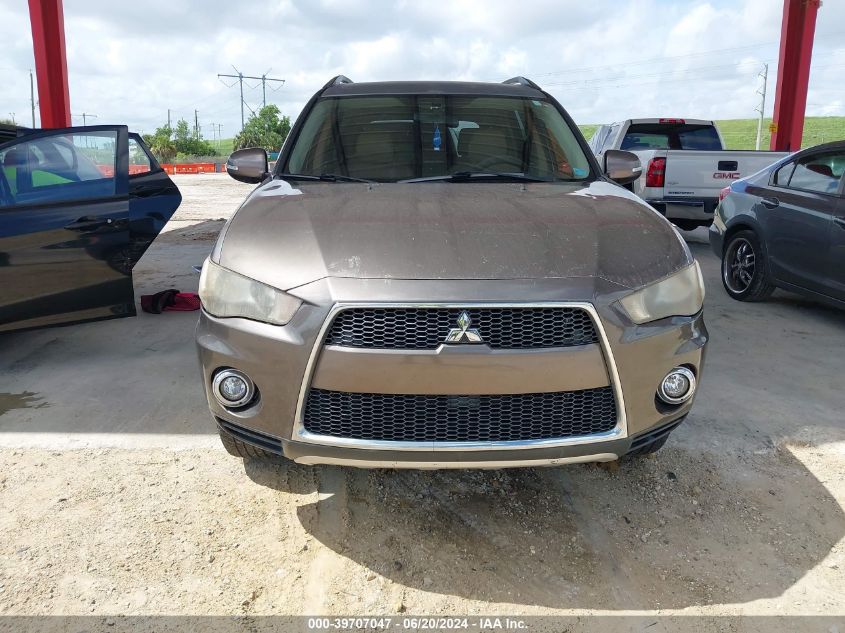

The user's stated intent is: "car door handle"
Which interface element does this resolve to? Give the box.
[65,216,116,232]
[834,217,845,230]
[761,197,780,209]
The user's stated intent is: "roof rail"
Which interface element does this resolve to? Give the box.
[319,75,354,93]
[502,76,541,90]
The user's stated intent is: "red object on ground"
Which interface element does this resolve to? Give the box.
[141,290,200,313]
[770,0,820,152]
[28,0,71,128]
[164,293,201,312]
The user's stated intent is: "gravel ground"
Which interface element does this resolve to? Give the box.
[1,174,844,629]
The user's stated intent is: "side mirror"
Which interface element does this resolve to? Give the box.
[226,148,269,184]
[604,150,642,185]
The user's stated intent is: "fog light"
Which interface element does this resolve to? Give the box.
[212,369,255,408]
[657,367,696,405]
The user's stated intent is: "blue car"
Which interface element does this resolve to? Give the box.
[0,125,182,332]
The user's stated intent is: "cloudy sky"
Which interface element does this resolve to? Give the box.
[1,0,843,139]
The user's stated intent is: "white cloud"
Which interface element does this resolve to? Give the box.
[0,0,842,137]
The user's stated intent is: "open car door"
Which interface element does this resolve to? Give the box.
[0,125,178,332]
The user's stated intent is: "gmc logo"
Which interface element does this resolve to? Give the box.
[714,171,741,179]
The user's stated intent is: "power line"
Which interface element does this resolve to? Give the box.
[217,66,285,132]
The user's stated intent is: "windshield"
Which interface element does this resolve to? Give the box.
[284,95,593,182]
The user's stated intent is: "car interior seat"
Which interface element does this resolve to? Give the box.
[349,126,415,181]
[454,127,521,173]
[2,148,32,196]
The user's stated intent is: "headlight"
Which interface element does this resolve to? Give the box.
[198,258,302,325]
[619,261,704,324]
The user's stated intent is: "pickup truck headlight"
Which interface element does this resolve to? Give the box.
[199,258,302,325]
[619,261,705,324]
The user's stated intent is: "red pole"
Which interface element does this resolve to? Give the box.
[28,0,71,128]
[770,0,820,152]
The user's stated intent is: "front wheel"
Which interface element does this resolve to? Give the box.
[219,428,278,460]
[721,230,775,302]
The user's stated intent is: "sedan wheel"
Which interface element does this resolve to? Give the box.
[721,230,774,301]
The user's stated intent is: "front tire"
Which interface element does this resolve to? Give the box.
[218,428,278,460]
[721,230,775,302]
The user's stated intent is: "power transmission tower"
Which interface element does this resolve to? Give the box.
[218,66,285,132]
[754,63,768,151]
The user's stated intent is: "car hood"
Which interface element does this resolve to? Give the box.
[216,179,692,292]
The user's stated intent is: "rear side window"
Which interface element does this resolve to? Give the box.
[772,161,795,186]
[786,151,845,194]
[620,123,721,151]
[128,137,153,176]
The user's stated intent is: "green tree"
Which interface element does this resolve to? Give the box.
[144,124,176,163]
[233,105,291,153]
[171,118,215,156]
[0,117,16,126]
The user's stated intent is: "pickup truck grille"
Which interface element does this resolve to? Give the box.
[324,307,598,350]
[303,387,617,442]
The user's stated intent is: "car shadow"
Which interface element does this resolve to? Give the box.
[243,440,845,610]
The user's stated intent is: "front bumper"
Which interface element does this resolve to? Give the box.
[216,415,686,468]
[197,278,707,468]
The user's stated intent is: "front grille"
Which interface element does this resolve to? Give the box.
[303,387,617,442]
[324,307,598,350]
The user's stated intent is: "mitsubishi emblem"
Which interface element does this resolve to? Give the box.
[444,311,483,344]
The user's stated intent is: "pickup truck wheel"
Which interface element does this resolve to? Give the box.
[219,428,278,460]
[721,230,775,302]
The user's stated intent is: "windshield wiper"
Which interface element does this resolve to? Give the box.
[399,172,553,183]
[276,172,376,184]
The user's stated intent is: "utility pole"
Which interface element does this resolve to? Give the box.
[755,63,769,151]
[73,112,97,126]
[218,66,285,131]
[211,123,223,151]
[194,109,199,140]
[30,70,36,128]
[167,108,171,130]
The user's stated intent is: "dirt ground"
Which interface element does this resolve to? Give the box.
[1,174,844,630]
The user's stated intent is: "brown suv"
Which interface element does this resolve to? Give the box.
[196,76,707,469]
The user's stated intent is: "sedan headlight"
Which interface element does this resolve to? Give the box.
[619,261,704,324]
[198,258,302,325]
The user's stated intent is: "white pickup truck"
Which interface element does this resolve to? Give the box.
[588,118,790,230]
